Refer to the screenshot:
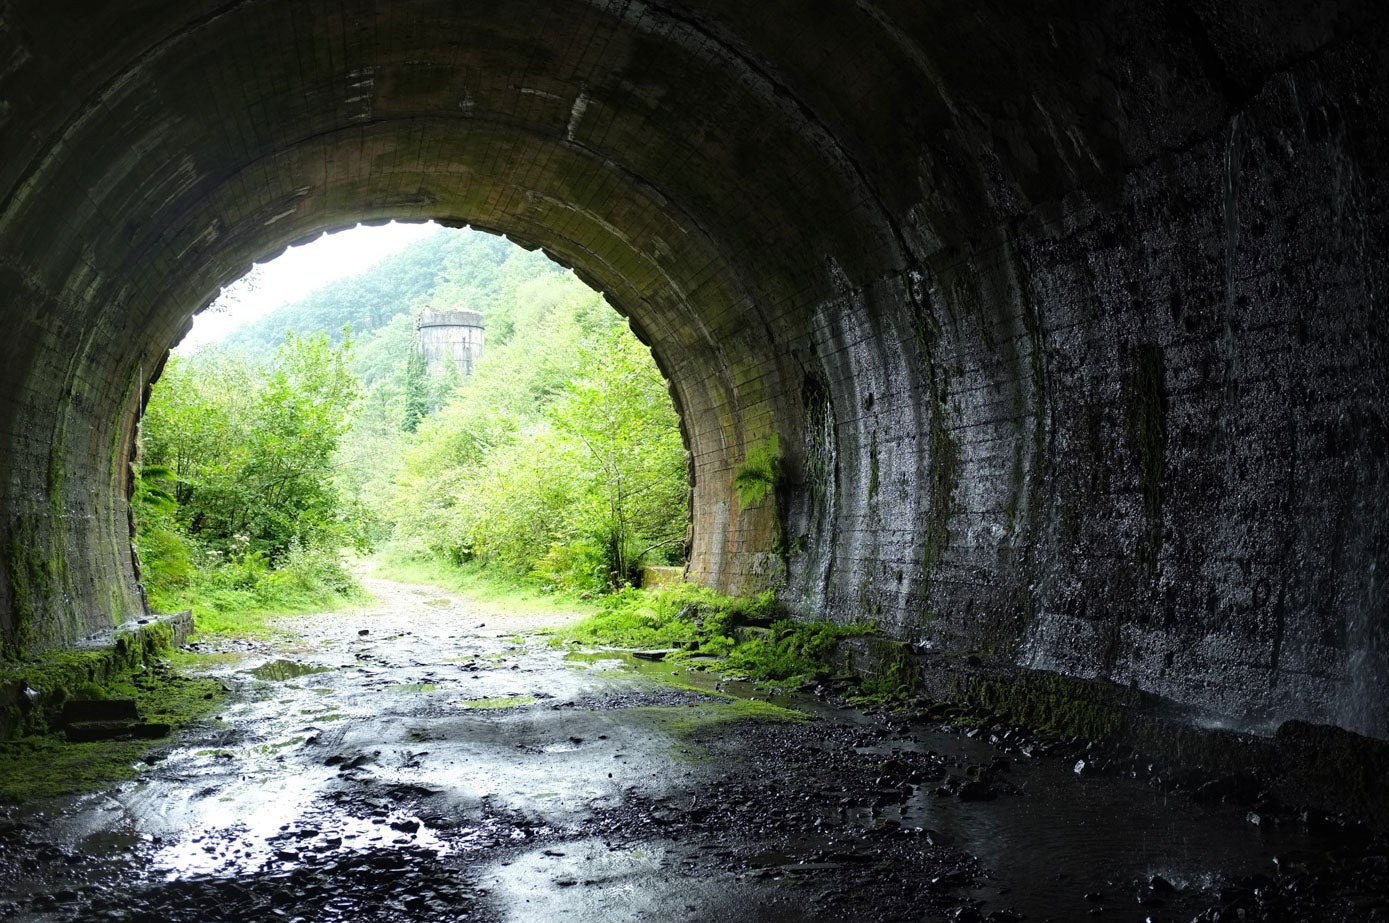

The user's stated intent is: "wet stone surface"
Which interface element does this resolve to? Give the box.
[1,573,1386,922]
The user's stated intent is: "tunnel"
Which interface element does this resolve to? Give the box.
[1,0,1386,756]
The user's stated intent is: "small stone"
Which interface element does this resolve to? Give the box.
[957,779,996,801]
[358,629,370,636]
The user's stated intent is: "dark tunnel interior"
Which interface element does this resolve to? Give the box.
[1,2,1388,910]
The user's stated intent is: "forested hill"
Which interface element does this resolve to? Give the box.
[217,227,563,357]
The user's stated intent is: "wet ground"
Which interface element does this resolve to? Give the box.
[1,573,1386,922]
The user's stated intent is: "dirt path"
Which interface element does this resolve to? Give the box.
[349,563,592,638]
[0,574,1362,922]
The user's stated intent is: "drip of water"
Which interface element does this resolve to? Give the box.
[1220,112,1244,431]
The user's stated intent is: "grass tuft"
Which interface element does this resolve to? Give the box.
[558,584,875,690]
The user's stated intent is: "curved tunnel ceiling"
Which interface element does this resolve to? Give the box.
[1,1,1386,739]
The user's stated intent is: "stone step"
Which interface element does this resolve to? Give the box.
[64,720,172,743]
[60,698,138,725]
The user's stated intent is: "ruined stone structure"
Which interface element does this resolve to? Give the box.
[0,2,1385,742]
[416,309,485,377]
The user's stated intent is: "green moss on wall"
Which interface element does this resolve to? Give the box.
[965,670,1133,741]
[1125,343,1167,571]
[923,388,959,573]
[0,662,223,802]
[849,639,919,704]
[905,277,960,581]
[0,618,180,738]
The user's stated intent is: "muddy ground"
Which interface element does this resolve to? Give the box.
[1,573,1385,922]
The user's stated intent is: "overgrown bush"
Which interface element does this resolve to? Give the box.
[562,584,875,689]
[135,333,367,632]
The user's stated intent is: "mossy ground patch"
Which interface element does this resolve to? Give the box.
[0,662,224,802]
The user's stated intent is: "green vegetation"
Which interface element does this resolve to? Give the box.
[137,226,688,634]
[560,584,881,690]
[359,231,686,585]
[849,640,921,704]
[631,699,810,743]
[0,629,224,802]
[460,695,537,709]
[371,554,595,616]
[135,331,369,633]
[387,283,686,591]
[562,583,774,652]
[734,433,781,508]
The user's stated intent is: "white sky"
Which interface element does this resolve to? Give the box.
[177,221,439,352]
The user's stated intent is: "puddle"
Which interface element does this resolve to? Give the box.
[248,660,334,681]
[564,649,1331,921]
[151,809,450,878]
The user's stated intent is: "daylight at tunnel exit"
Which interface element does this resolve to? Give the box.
[1,2,1387,922]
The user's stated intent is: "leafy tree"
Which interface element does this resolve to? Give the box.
[548,327,687,584]
[390,288,688,590]
[142,331,363,562]
[220,228,554,358]
[147,224,689,606]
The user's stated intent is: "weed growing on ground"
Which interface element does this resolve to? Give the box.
[848,641,921,705]
[559,584,876,690]
[722,619,872,688]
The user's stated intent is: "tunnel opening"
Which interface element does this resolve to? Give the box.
[131,222,692,625]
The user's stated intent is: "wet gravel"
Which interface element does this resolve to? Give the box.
[2,572,1387,922]
[580,720,987,921]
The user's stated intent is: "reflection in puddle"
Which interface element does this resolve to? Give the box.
[151,809,450,878]
[248,660,334,681]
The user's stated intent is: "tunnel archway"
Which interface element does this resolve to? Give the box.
[1,1,1386,740]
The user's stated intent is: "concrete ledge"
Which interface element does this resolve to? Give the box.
[0,611,193,741]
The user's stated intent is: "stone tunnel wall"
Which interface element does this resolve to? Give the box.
[0,1,1384,740]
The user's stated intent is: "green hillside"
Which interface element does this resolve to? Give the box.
[218,227,561,358]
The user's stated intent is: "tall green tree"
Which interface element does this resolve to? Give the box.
[402,346,430,433]
[549,327,687,584]
[390,289,688,589]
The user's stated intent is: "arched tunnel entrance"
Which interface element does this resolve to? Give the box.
[2,0,1388,837]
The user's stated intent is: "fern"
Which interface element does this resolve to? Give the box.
[734,434,781,507]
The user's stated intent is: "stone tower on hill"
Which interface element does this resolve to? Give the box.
[415,308,485,376]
